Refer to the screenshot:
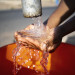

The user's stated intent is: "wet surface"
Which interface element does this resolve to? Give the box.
[12,43,49,75]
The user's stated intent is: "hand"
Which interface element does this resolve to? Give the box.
[15,25,62,53]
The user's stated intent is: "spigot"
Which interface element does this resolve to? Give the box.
[21,0,42,18]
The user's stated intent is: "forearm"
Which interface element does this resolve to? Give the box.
[46,0,75,28]
[59,16,75,37]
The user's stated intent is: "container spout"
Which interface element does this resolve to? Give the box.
[21,0,42,18]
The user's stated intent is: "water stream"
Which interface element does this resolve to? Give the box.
[12,16,49,75]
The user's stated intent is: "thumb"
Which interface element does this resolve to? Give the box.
[40,43,46,51]
[40,42,49,51]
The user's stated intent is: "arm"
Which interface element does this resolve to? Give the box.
[58,16,75,38]
[46,16,75,52]
[45,0,75,28]
[14,0,75,52]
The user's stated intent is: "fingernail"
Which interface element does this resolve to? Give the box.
[47,47,51,52]
[41,43,46,51]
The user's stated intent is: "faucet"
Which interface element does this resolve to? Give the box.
[21,0,42,18]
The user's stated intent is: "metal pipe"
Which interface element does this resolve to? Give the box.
[21,0,42,18]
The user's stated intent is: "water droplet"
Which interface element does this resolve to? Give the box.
[18,57,22,60]
[31,56,32,58]
[29,59,31,61]
[27,66,30,68]
[16,66,22,71]
[19,41,21,43]
[30,53,31,56]
[18,59,20,62]
[36,70,39,73]
[38,51,39,53]
[21,63,24,65]
[19,47,22,51]
[34,50,35,51]
[33,65,35,68]
[16,52,20,56]
[34,54,36,56]
[25,60,28,63]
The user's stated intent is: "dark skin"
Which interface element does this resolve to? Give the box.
[15,0,75,52]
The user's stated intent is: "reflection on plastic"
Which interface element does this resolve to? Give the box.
[0,43,75,75]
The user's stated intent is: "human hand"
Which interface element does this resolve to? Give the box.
[15,25,62,53]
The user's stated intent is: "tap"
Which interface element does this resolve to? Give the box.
[21,0,42,18]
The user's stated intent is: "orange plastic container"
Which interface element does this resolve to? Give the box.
[0,43,75,75]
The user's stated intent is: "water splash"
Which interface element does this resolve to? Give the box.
[12,43,22,75]
[12,43,49,75]
[40,51,49,75]
[22,16,45,38]
[13,16,49,75]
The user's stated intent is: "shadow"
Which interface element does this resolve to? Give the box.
[0,46,13,75]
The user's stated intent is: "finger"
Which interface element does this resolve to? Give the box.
[47,46,55,53]
[25,37,40,48]
[18,37,38,49]
[15,31,40,49]
[47,43,61,53]
[15,32,18,37]
[40,40,49,51]
[24,40,40,49]
[40,43,47,51]
[22,42,28,46]
[24,24,34,30]
[15,32,22,42]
